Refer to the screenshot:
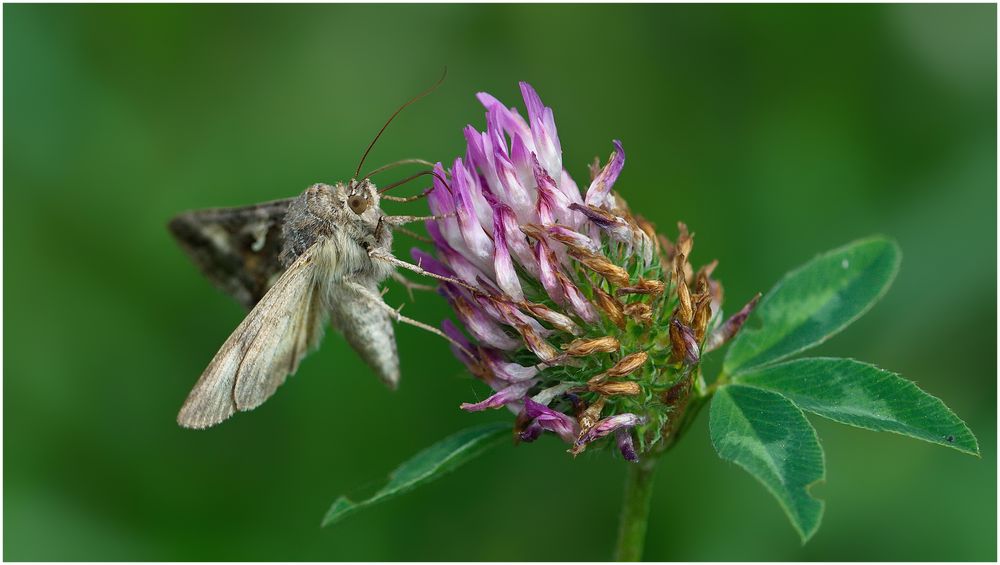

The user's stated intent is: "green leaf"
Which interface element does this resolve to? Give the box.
[710,384,825,542]
[733,357,979,455]
[321,422,509,527]
[724,236,901,374]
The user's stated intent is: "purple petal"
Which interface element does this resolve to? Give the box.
[672,319,701,365]
[496,301,554,338]
[577,413,645,446]
[484,104,509,160]
[476,92,532,143]
[522,302,582,336]
[491,144,534,221]
[492,206,525,301]
[533,155,572,226]
[442,319,476,368]
[410,247,453,278]
[494,202,539,278]
[705,294,762,352]
[427,162,454,214]
[569,203,633,242]
[531,382,574,406]
[473,293,516,326]
[546,225,600,254]
[513,319,559,363]
[464,125,501,196]
[509,134,537,215]
[584,140,626,209]
[558,170,587,230]
[559,274,599,324]
[616,428,640,462]
[523,397,579,443]
[465,156,496,232]
[442,285,520,350]
[519,421,543,442]
[461,379,537,412]
[534,239,565,305]
[427,162,467,251]
[426,221,492,287]
[519,82,562,181]
[482,348,539,382]
[452,158,495,264]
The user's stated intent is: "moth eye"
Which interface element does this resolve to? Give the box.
[348,195,369,215]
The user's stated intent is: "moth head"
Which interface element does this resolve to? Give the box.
[346,179,378,216]
[347,192,370,215]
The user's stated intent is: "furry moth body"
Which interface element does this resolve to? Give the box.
[170,180,401,429]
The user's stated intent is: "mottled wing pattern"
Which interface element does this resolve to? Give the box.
[177,242,329,429]
[168,198,293,309]
[330,281,400,389]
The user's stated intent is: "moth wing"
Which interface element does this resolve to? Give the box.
[330,281,400,389]
[168,198,294,309]
[177,242,330,429]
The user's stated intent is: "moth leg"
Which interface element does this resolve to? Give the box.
[392,225,432,243]
[382,187,434,203]
[391,271,436,302]
[368,247,487,298]
[345,279,474,358]
[381,212,455,227]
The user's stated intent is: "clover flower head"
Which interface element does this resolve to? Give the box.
[418,82,758,461]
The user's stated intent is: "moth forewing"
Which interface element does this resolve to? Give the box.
[177,241,330,429]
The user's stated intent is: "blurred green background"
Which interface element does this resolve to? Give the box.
[4,3,996,561]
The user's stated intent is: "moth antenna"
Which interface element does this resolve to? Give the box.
[363,158,435,180]
[379,169,451,195]
[354,68,447,180]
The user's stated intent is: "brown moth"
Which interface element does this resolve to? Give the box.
[170,73,464,429]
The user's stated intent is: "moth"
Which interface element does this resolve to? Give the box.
[170,74,465,429]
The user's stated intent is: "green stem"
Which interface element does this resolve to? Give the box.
[613,456,658,561]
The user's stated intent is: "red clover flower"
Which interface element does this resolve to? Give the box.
[418,82,758,461]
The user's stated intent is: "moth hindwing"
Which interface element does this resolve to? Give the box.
[168,198,293,310]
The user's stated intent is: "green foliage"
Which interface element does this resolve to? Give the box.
[709,237,977,542]
[3,5,994,561]
[724,237,901,374]
[710,385,825,542]
[734,358,979,455]
[322,423,509,527]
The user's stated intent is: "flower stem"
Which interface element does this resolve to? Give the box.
[613,456,658,561]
